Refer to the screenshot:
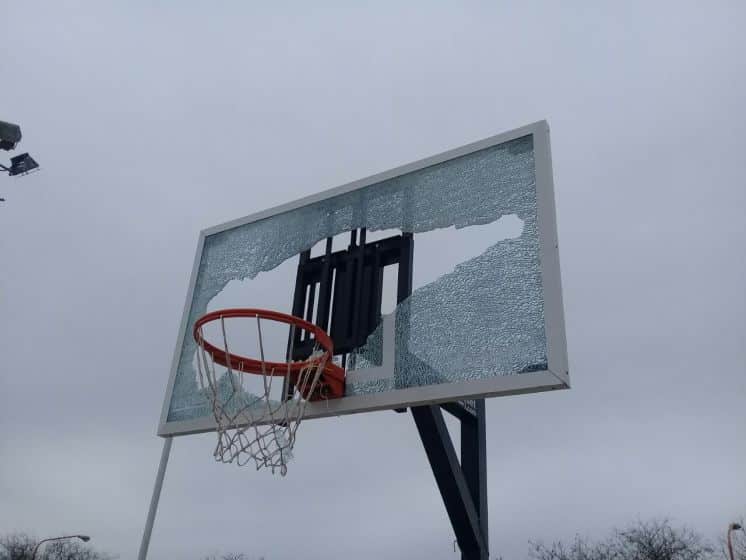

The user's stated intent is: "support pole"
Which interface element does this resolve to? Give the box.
[412,404,488,560]
[460,399,488,559]
[138,436,173,560]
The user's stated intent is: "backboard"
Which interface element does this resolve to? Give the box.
[158,120,568,437]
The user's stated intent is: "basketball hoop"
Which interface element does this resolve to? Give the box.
[193,308,345,475]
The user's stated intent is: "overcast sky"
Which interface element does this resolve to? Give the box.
[1,2,744,559]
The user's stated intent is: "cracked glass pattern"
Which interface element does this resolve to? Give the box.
[167,134,546,422]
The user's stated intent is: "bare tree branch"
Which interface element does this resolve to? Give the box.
[530,519,715,560]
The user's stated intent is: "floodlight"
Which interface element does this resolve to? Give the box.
[0,120,22,151]
[0,120,40,200]
[8,153,39,176]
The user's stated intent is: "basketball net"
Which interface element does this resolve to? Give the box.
[194,313,330,476]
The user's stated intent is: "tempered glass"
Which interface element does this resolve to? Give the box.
[167,134,546,422]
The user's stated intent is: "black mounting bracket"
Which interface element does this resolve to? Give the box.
[290,229,413,361]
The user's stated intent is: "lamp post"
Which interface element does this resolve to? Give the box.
[31,535,90,560]
[728,523,743,560]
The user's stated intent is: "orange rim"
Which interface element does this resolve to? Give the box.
[193,308,345,399]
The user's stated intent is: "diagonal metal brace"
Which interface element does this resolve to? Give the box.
[411,404,488,560]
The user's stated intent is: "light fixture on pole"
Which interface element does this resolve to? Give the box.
[0,121,22,151]
[0,153,39,176]
[1,119,40,201]
[31,535,91,560]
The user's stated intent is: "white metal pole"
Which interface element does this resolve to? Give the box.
[138,436,173,560]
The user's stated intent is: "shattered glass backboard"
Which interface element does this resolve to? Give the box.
[159,121,568,436]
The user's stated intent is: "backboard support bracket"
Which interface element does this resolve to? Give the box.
[290,230,414,361]
[440,400,477,422]
[411,399,488,560]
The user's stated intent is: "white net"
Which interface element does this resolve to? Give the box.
[194,315,328,476]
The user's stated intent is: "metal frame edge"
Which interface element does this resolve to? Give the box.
[157,232,206,436]
[533,122,570,388]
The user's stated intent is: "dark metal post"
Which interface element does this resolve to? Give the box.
[460,399,488,559]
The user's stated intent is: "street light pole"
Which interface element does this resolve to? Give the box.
[31,535,90,560]
[728,523,743,560]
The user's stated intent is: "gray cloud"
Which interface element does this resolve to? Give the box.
[1,2,744,559]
